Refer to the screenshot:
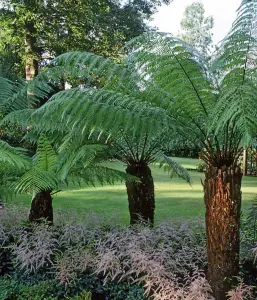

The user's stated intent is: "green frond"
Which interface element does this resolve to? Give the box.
[0,77,20,104]
[0,70,60,115]
[67,165,138,187]
[58,142,107,180]
[126,32,216,124]
[14,136,58,194]
[52,51,141,95]
[14,167,59,194]
[34,135,57,172]
[31,87,172,139]
[0,164,25,201]
[0,140,31,169]
[155,153,192,185]
[1,108,34,126]
[210,84,257,143]
[210,0,257,143]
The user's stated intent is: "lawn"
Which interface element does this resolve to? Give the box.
[13,157,257,224]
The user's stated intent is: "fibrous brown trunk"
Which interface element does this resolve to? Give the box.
[126,161,155,226]
[204,165,242,300]
[29,191,53,224]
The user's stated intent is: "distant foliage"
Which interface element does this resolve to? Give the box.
[180,2,214,58]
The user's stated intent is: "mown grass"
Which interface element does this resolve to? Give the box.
[13,157,257,224]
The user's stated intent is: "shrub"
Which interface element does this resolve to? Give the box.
[0,205,256,299]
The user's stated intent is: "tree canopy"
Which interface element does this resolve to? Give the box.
[180,2,214,57]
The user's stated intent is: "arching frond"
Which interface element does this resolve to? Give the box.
[0,77,21,111]
[58,142,107,180]
[31,87,172,139]
[14,136,58,194]
[0,71,60,115]
[0,140,30,169]
[0,164,25,201]
[155,153,192,185]
[14,168,59,194]
[1,108,35,127]
[126,33,217,133]
[67,165,138,186]
[210,0,257,142]
[52,51,141,95]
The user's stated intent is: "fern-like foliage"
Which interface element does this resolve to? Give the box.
[0,140,30,169]
[33,135,57,172]
[0,71,59,115]
[156,153,192,185]
[14,135,136,195]
[14,136,58,194]
[210,0,257,143]
[0,140,30,200]
[3,1,256,173]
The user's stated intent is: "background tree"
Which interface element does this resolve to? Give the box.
[180,2,214,58]
[0,0,171,80]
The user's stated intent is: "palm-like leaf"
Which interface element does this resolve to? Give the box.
[14,168,59,194]
[156,153,192,185]
[14,136,58,194]
[67,165,138,186]
[210,0,257,143]
[0,140,30,200]
[34,135,57,171]
[0,140,30,168]
[31,87,172,139]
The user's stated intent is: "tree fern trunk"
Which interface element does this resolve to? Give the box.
[126,162,155,226]
[29,191,53,224]
[204,165,242,300]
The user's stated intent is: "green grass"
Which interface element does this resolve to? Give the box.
[13,158,257,224]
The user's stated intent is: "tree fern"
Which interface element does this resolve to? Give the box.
[210,0,257,143]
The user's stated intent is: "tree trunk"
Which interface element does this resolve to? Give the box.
[25,21,39,82]
[204,165,242,300]
[126,161,155,226]
[29,191,53,224]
